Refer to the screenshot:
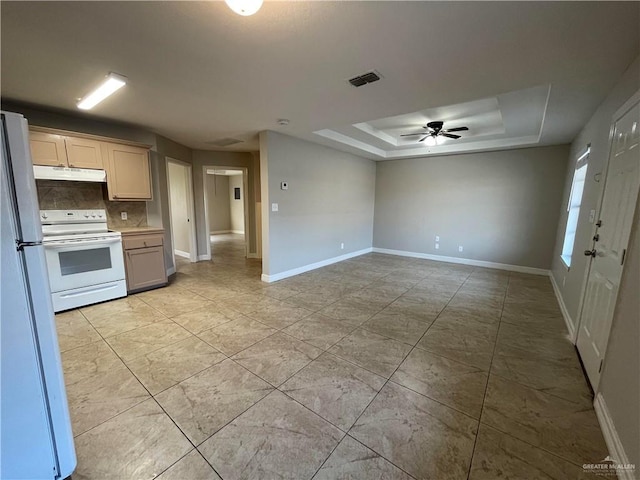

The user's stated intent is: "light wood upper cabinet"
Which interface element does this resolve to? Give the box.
[105,143,152,201]
[30,131,104,169]
[29,127,152,202]
[65,137,104,169]
[29,131,68,167]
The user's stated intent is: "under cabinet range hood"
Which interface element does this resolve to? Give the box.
[33,165,106,183]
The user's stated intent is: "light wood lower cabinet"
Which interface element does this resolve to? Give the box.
[122,232,167,293]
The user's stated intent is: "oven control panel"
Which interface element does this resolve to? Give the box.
[40,209,107,224]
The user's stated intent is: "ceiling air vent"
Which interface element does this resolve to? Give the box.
[348,70,382,87]
[206,138,243,147]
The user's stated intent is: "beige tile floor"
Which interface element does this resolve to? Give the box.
[55,233,608,479]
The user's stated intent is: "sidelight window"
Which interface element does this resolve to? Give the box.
[561,146,590,268]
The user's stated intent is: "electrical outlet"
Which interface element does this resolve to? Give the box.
[435,243,439,250]
[271,203,278,212]
[121,212,127,220]
[435,235,440,242]
[458,245,463,252]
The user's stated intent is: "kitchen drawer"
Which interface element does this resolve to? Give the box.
[122,234,163,250]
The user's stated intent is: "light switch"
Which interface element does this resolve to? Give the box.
[121,212,128,220]
[589,209,596,223]
[271,203,279,212]
[435,235,440,242]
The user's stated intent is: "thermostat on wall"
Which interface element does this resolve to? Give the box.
[281,181,288,190]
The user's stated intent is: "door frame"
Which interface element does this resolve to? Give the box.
[202,165,250,260]
[166,157,198,265]
[574,89,640,389]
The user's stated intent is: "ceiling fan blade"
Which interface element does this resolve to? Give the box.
[444,127,469,132]
[418,136,430,142]
[401,133,429,137]
[441,133,461,139]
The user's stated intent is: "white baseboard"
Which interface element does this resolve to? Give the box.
[261,248,373,283]
[231,230,244,235]
[372,247,550,276]
[549,273,576,342]
[594,393,635,480]
[198,254,211,261]
[210,230,231,235]
[174,250,191,259]
[167,266,176,276]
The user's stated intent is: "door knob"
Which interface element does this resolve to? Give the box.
[584,249,597,257]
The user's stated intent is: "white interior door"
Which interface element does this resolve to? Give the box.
[167,160,197,263]
[576,97,639,389]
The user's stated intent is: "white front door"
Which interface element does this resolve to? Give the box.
[576,95,640,389]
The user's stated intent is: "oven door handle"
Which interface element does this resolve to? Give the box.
[44,237,122,248]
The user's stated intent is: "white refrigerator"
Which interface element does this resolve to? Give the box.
[1,111,76,479]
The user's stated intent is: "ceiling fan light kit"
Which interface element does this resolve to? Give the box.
[400,120,469,145]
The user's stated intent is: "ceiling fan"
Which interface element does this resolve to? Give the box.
[401,121,469,145]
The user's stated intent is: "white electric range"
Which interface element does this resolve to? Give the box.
[40,209,127,312]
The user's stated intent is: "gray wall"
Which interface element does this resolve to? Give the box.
[191,150,259,257]
[551,56,640,325]
[373,145,569,269]
[206,174,231,233]
[599,194,639,469]
[260,131,376,277]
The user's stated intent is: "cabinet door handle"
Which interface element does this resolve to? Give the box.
[69,164,74,167]
[58,163,65,167]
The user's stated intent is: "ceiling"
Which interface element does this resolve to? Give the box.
[315,84,551,158]
[1,2,638,160]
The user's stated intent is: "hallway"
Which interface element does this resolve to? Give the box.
[176,232,261,276]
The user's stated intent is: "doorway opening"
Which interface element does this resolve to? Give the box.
[166,158,197,265]
[203,167,250,262]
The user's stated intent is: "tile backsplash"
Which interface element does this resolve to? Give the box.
[36,180,147,228]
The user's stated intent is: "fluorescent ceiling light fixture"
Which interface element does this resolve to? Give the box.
[77,73,127,110]
[225,0,263,16]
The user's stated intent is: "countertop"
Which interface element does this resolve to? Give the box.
[112,226,165,236]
